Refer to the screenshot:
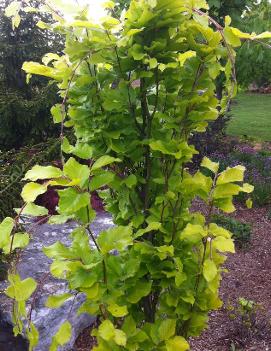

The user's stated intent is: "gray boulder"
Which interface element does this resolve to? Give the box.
[0,213,114,351]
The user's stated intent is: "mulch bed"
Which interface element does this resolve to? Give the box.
[74,319,98,351]
[74,204,271,351]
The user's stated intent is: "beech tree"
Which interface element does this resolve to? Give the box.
[1,1,268,350]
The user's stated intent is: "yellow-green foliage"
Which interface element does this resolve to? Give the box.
[1,0,264,350]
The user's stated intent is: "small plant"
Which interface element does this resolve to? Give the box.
[258,149,271,157]
[237,298,259,328]
[227,298,270,349]
[231,151,256,165]
[211,214,252,247]
[252,181,271,207]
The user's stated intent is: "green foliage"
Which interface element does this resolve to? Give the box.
[0,0,63,149]
[1,0,261,349]
[252,182,271,207]
[112,0,129,18]
[5,273,38,346]
[236,0,271,87]
[208,0,254,26]
[211,214,252,248]
[0,85,59,150]
[208,0,271,95]
[49,321,72,351]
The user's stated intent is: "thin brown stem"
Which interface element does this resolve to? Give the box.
[86,226,108,287]
[86,226,100,252]
[28,272,51,326]
[9,204,27,254]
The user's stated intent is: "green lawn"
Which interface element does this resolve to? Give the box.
[227,93,271,141]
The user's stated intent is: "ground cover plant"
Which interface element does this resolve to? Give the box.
[1,0,270,350]
[226,297,270,350]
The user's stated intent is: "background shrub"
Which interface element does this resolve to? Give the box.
[0,0,63,150]
[0,85,60,150]
[252,182,271,207]
[0,138,60,220]
[212,214,252,248]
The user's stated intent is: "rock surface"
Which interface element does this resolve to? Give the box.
[0,213,114,351]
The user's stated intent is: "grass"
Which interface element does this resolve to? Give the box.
[227,93,271,141]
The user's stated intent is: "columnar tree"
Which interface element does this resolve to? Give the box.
[1,1,266,350]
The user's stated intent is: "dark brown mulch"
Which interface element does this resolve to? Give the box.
[74,319,98,351]
[74,205,271,351]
